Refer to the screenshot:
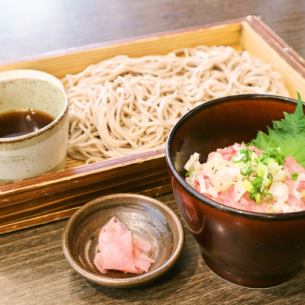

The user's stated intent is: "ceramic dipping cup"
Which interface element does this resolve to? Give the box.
[0,69,68,181]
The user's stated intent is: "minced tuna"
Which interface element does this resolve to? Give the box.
[184,143,305,213]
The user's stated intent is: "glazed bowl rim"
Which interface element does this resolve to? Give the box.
[62,193,184,288]
[166,93,305,221]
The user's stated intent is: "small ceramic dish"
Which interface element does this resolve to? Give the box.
[62,193,184,288]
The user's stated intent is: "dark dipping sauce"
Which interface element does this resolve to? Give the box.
[0,109,54,138]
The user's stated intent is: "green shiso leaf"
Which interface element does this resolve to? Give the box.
[250,93,305,167]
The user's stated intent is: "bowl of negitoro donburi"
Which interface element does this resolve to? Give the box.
[166,93,305,288]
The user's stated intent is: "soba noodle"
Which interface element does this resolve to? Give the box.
[63,46,289,163]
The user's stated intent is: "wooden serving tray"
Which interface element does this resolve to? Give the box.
[1,15,305,234]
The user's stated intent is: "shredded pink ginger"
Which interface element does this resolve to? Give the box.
[94,217,155,274]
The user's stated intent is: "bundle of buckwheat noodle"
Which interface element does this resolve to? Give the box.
[63,46,289,163]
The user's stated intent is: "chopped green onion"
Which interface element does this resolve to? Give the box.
[262,192,274,202]
[233,154,244,162]
[291,172,299,180]
[240,166,252,176]
[233,148,252,163]
[249,191,261,203]
[185,170,192,177]
[257,163,267,177]
[252,176,263,190]
[261,147,284,165]
[248,176,264,203]
[248,170,258,181]
[243,180,253,192]
[254,193,262,204]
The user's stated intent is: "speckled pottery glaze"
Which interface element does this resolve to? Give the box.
[0,69,68,181]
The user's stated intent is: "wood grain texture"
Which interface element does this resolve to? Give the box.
[1,15,305,235]
[1,0,305,304]
[1,194,305,305]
